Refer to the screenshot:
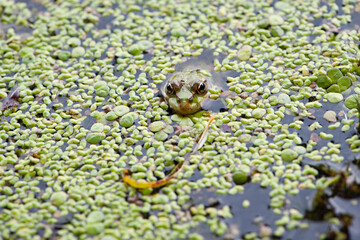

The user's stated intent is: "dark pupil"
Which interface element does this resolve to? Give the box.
[167,84,173,93]
[199,83,205,91]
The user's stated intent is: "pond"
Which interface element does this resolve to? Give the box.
[0,0,360,239]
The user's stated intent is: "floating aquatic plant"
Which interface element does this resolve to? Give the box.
[316,67,352,93]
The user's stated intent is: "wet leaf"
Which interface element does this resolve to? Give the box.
[327,68,343,82]
[323,110,337,122]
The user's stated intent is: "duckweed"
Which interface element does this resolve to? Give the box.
[242,200,250,208]
[72,46,85,58]
[268,15,284,26]
[324,93,343,103]
[327,84,341,93]
[120,113,135,127]
[171,27,186,37]
[278,93,291,104]
[86,132,105,144]
[338,77,352,91]
[344,94,359,109]
[50,192,67,206]
[19,47,33,57]
[317,68,352,93]
[94,81,109,97]
[281,149,298,162]
[232,171,248,185]
[138,40,154,51]
[114,105,130,117]
[237,45,252,61]
[252,108,266,119]
[323,111,337,122]
[149,121,167,132]
[104,111,116,121]
[327,68,343,82]
[86,223,105,235]
[0,0,359,239]
[88,211,105,223]
[128,44,142,55]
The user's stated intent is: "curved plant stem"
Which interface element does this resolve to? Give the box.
[122,115,216,189]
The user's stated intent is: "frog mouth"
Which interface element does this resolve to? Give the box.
[167,97,202,115]
[178,100,201,113]
[178,100,192,109]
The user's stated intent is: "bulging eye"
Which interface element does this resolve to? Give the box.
[166,83,175,94]
[197,82,207,94]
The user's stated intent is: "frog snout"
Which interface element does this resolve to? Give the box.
[176,87,193,100]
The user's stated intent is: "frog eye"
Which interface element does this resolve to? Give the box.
[166,83,175,95]
[196,82,207,94]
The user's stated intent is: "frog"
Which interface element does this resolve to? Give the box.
[123,52,235,189]
[161,69,210,115]
[161,51,230,115]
